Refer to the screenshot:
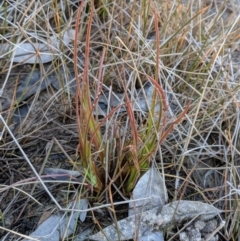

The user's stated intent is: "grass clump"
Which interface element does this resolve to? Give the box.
[72,1,189,196]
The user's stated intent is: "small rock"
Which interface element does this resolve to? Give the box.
[187,228,201,241]
[194,220,206,230]
[179,219,219,241]
[202,219,218,233]
[179,232,189,241]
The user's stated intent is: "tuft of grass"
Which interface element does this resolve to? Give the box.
[72,1,189,196]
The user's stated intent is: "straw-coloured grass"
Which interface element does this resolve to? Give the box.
[0,0,240,240]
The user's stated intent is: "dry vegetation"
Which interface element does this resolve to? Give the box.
[0,0,240,240]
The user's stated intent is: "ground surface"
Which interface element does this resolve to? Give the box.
[1,0,240,240]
